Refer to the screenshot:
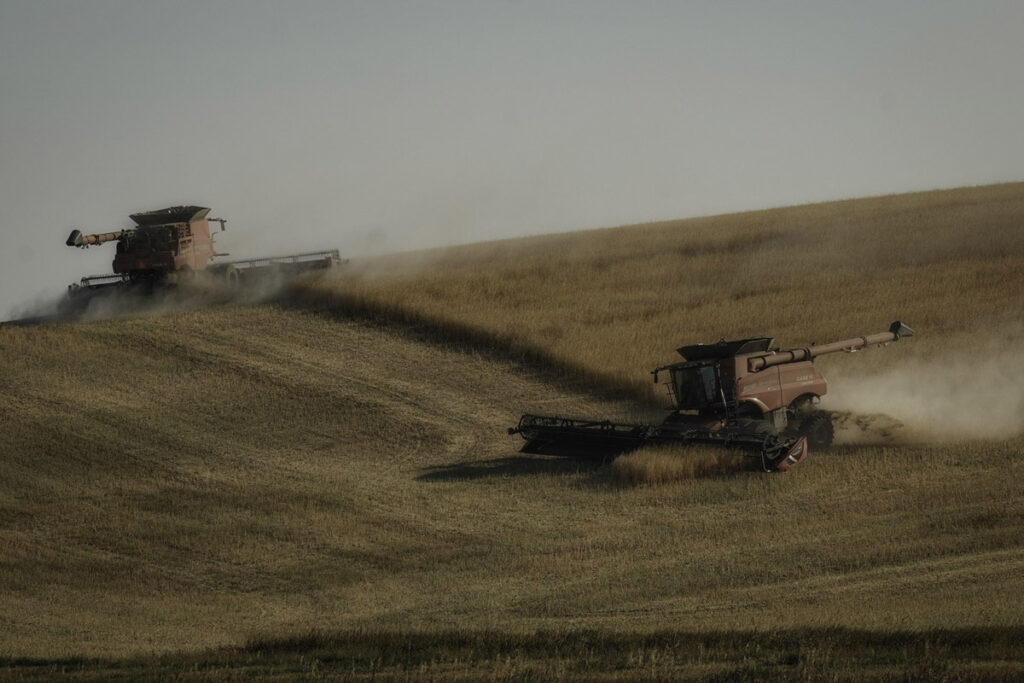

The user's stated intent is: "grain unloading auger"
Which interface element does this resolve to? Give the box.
[64,205,344,299]
[509,321,914,472]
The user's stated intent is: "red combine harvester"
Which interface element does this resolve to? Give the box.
[509,321,914,472]
[65,205,342,298]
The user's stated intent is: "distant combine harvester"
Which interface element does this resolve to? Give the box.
[64,205,344,304]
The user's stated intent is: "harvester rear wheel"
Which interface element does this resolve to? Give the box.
[798,412,834,450]
[223,265,240,289]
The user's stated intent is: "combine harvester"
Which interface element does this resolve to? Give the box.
[64,205,343,305]
[510,321,914,472]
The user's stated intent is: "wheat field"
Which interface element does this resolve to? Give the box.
[1,183,1022,679]
[300,182,1024,396]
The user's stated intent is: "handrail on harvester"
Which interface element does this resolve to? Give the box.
[225,249,344,270]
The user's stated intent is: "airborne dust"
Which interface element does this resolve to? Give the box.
[3,269,306,326]
[825,326,1024,445]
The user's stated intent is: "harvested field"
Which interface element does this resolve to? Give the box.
[1,183,1022,679]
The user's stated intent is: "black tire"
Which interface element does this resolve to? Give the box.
[788,395,818,418]
[798,412,834,450]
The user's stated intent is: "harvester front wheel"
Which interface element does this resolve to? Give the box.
[798,412,834,450]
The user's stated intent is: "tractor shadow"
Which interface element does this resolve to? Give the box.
[416,454,606,482]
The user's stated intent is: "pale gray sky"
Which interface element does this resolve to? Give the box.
[2,1,1022,318]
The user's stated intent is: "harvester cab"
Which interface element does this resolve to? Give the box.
[653,337,776,414]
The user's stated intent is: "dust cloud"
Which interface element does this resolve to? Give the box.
[2,268,318,326]
[824,335,1024,444]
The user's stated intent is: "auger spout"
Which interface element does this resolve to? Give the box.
[66,229,132,248]
[747,321,914,372]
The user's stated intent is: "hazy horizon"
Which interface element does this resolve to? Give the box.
[2,1,1023,319]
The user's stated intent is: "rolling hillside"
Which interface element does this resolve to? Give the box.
[1,183,1023,679]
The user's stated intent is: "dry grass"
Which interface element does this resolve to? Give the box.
[7,627,1024,680]
[297,182,1024,400]
[1,184,1022,678]
[610,445,751,486]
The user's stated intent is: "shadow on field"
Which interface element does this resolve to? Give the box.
[275,286,656,406]
[8,626,1021,680]
[416,455,602,482]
